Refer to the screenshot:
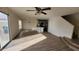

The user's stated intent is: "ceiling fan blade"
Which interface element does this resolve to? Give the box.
[26,10,36,11]
[35,7,41,11]
[41,12,47,15]
[42,7,51,10]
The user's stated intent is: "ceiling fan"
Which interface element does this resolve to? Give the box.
[26,7,51,15]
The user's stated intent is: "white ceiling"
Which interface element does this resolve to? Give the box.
[51,7,79,16]
[9,7,79,20]
[10,7,51,20]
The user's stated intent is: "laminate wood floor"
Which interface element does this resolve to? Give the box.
[23,32,73,51]
[3,31,73,51]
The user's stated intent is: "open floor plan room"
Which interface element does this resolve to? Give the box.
[0,7,79,51]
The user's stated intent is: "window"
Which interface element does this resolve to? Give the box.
[18,20,22,30]
[0,12,10,48]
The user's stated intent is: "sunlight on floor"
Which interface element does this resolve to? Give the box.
[3,34,47,51]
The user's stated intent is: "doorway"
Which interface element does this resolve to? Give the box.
[37,20,48,32]
[72,27,79,39]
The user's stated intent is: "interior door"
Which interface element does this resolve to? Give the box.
[0,12,10,49]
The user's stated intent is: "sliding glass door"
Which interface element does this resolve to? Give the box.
[0,12,10,49]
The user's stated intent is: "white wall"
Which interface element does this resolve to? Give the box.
[0,8,20,40]
[48,15,74,39]
[22,16,37,30]
[9,12,20,40]
[63,13,79,38]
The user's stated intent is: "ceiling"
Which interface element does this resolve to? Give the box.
[62,13,79,27]
[9,7,79,20]
[10,7,51,20]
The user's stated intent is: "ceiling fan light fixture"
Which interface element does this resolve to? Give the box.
[26,7,51,15]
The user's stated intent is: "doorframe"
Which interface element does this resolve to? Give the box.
[37,19,49,32]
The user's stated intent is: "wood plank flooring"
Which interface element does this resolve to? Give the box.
[3,31,73,51]
[23,32,73,51]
